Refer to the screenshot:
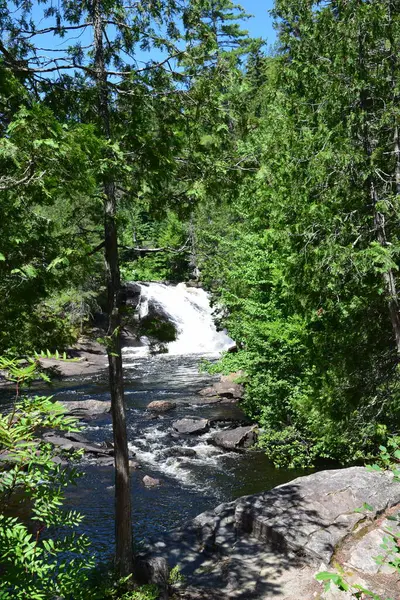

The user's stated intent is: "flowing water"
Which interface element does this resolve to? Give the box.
[0,283,307,560]
[124,281,233,357]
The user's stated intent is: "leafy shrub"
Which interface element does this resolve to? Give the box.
[0,357,94,599]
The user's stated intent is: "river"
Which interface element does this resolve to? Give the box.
[0,283,306,561]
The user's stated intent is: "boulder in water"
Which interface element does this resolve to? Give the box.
[199,374,244,400]
[198,386,218,398]
[147,400,177,413]
[120,282,142,308]
[211,426,257,451]
[61,399,111,419]
[213,381,244,399]
[195,395,221,405]
[172,418,209,435]
[163,446,197,458]
[43,432,112,457]
[129,459,141,469]
[143,475,161,487]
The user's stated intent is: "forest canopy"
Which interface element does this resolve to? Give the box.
[2,0,400,471]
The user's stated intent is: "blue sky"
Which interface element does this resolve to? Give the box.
[240,0,276,45]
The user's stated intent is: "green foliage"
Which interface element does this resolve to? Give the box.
[0,80,105,356]
[0,358,94,599]
[120,211,190,283]
[168,565,185,585]
[83,568,160,600]
[197,0,400,468]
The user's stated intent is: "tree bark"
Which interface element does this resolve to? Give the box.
[92,0,134,577]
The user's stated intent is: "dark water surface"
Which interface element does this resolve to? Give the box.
[0,355,307,561]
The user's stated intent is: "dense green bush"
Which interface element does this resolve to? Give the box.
[0,358,94,599]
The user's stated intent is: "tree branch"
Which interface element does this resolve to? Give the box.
[0,163,38,192]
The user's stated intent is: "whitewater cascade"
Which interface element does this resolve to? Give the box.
[122,282,233,359]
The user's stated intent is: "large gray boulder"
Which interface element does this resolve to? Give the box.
[61,399,111,419]
[211,426,257,451]
[142,467,400,599]
[199,373,244,400]
[43,432,112,457]
[172,418,209,435]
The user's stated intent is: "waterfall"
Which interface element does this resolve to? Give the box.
[122,282,233,359]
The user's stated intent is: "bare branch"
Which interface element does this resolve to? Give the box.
[0,163,39,192]
[15,23,93,40]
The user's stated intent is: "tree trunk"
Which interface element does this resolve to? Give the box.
[92,0,134,577]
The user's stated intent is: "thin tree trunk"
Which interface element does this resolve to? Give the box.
[93,0,134,577]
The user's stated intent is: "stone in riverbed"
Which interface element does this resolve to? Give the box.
[211,425,257,451]
[163,446,197,458]
[43,432,112,457]
[129,459,141,469]
[143,475,161,487]
[95,456,115,467]
[198,386,218,398]
[172,418,209,435]
[195,395,221,405]
[147,400,177,413]
[198,374,244,400]
[213,381,244,399]
[60,399,111,419]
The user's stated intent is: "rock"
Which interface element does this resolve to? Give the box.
[120,282,142,308]
[95,456,115,467]
[211,426,257,451]
[198,374,244,400]
[163,446,197,458]
[141,467,400,599]
[220,371,245,383]
[43,432,112,457]
[129,460,141,469]
[147,400,177,413]
[213,381,244,399]
[134,556,170,599]
[195,396,221,405]
[62,431,92,444]
[143,475,161,487]
[231,467,400,565]
[172,418,209,435]
[38,339,107,377]
[218,398,240,405]
[345,516,400,575]
[61,399,111,419]
[199,386,217,398]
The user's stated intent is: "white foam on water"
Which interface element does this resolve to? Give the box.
[122,282,233,361]
[127,425,229,489]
